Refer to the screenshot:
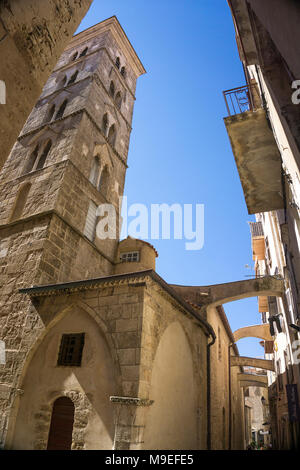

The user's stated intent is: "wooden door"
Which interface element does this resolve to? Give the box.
[47,397,75,450]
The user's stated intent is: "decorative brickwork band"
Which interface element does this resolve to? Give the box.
[110,396,154,407]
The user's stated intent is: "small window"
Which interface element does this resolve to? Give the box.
[71,52,78,61]
[98,165,110,195]
[120,251,140,263]
[36,140,52,170]
[115,91,122,109]
[45,104,55,123]
[55,99,68,119]
[102,113,108,135]
[115,57,120,69]
[57,333,85,367]
[25,144,40,174]
[89,156,101,187]
[109,81,115,98]
[84,200,98,242]
[60,75,67,87]
[120,66,126,78]
[108,124,116,146]
[68,71,78,85]
[10,183,31,222]
[79,47,88,57]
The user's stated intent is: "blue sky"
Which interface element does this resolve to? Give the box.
[77,0,264,358]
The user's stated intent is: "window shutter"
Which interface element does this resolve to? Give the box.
[84,201,98,241]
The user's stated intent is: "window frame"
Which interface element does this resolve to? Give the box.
[120,251,140,263]
[57,333,85,367]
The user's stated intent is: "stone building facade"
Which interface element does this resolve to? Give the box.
[0,16,145,448]
[0,0,93,171]
[224,0,300,449]
[0,14,270,451]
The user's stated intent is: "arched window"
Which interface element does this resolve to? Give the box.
[98,165,110,196]
[109,81,115,98]
[61,75,67,87]
[115,57,120,69]
[79,47,88,57]
[115,91,122,109]
[10,183,31,222]
[108,124,116,146]
[36,140,52,170]
[24,144,40,174]
[68,71,78,85]
[47,397,75,450]
[102,113,108,136]
[89,156,101,187]
[71,52,78,61]
[45,104,55,123]
[55,99,68,120]
[120,66,126,78]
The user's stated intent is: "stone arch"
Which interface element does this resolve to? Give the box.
[109,80,115,98]
[68,70,79,85]
[7,302,120,450]
[99,165,110,197]
[115,91,122,109]
[10,182,31,222]
[233,324,273,342]
[143,321,197,450]
[55,99,68,120]
[93,143,114,170]
[144,309,200,384]
[36,139,52,170]
[108,124,116,146]
[171,277,284,309]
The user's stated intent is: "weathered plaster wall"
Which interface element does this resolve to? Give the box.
[10,306,116,450]
[143,322,197,450]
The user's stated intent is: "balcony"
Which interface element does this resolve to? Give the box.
[223,84,284,215]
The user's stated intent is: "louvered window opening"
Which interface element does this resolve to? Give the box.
[57,333,85,367]
[84,201,98,242]
[249,221,264,238]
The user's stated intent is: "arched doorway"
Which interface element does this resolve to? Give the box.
[47,397,75,450]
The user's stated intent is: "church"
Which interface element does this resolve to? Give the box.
[0,16,280,450]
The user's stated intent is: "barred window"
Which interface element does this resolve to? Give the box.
[120,251,140,263]
[57,333,85,367]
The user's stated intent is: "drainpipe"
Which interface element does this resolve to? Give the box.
[228,343,232,450]
[207,333,216,450]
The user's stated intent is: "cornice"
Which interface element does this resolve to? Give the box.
[0,208,116,266]
[69,16,146,78]
[53,46,137,101]
[17,108,128,168]
[19,269,215,339]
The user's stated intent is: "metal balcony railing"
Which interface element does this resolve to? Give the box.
[223,84,258,116]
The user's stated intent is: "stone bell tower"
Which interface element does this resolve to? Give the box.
[0,17,145,447]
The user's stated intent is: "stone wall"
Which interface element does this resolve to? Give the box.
[4,274,209,449]
[206,305,245,450]
[0,0,93,170]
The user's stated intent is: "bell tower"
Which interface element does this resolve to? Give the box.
[0,16,145,447]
